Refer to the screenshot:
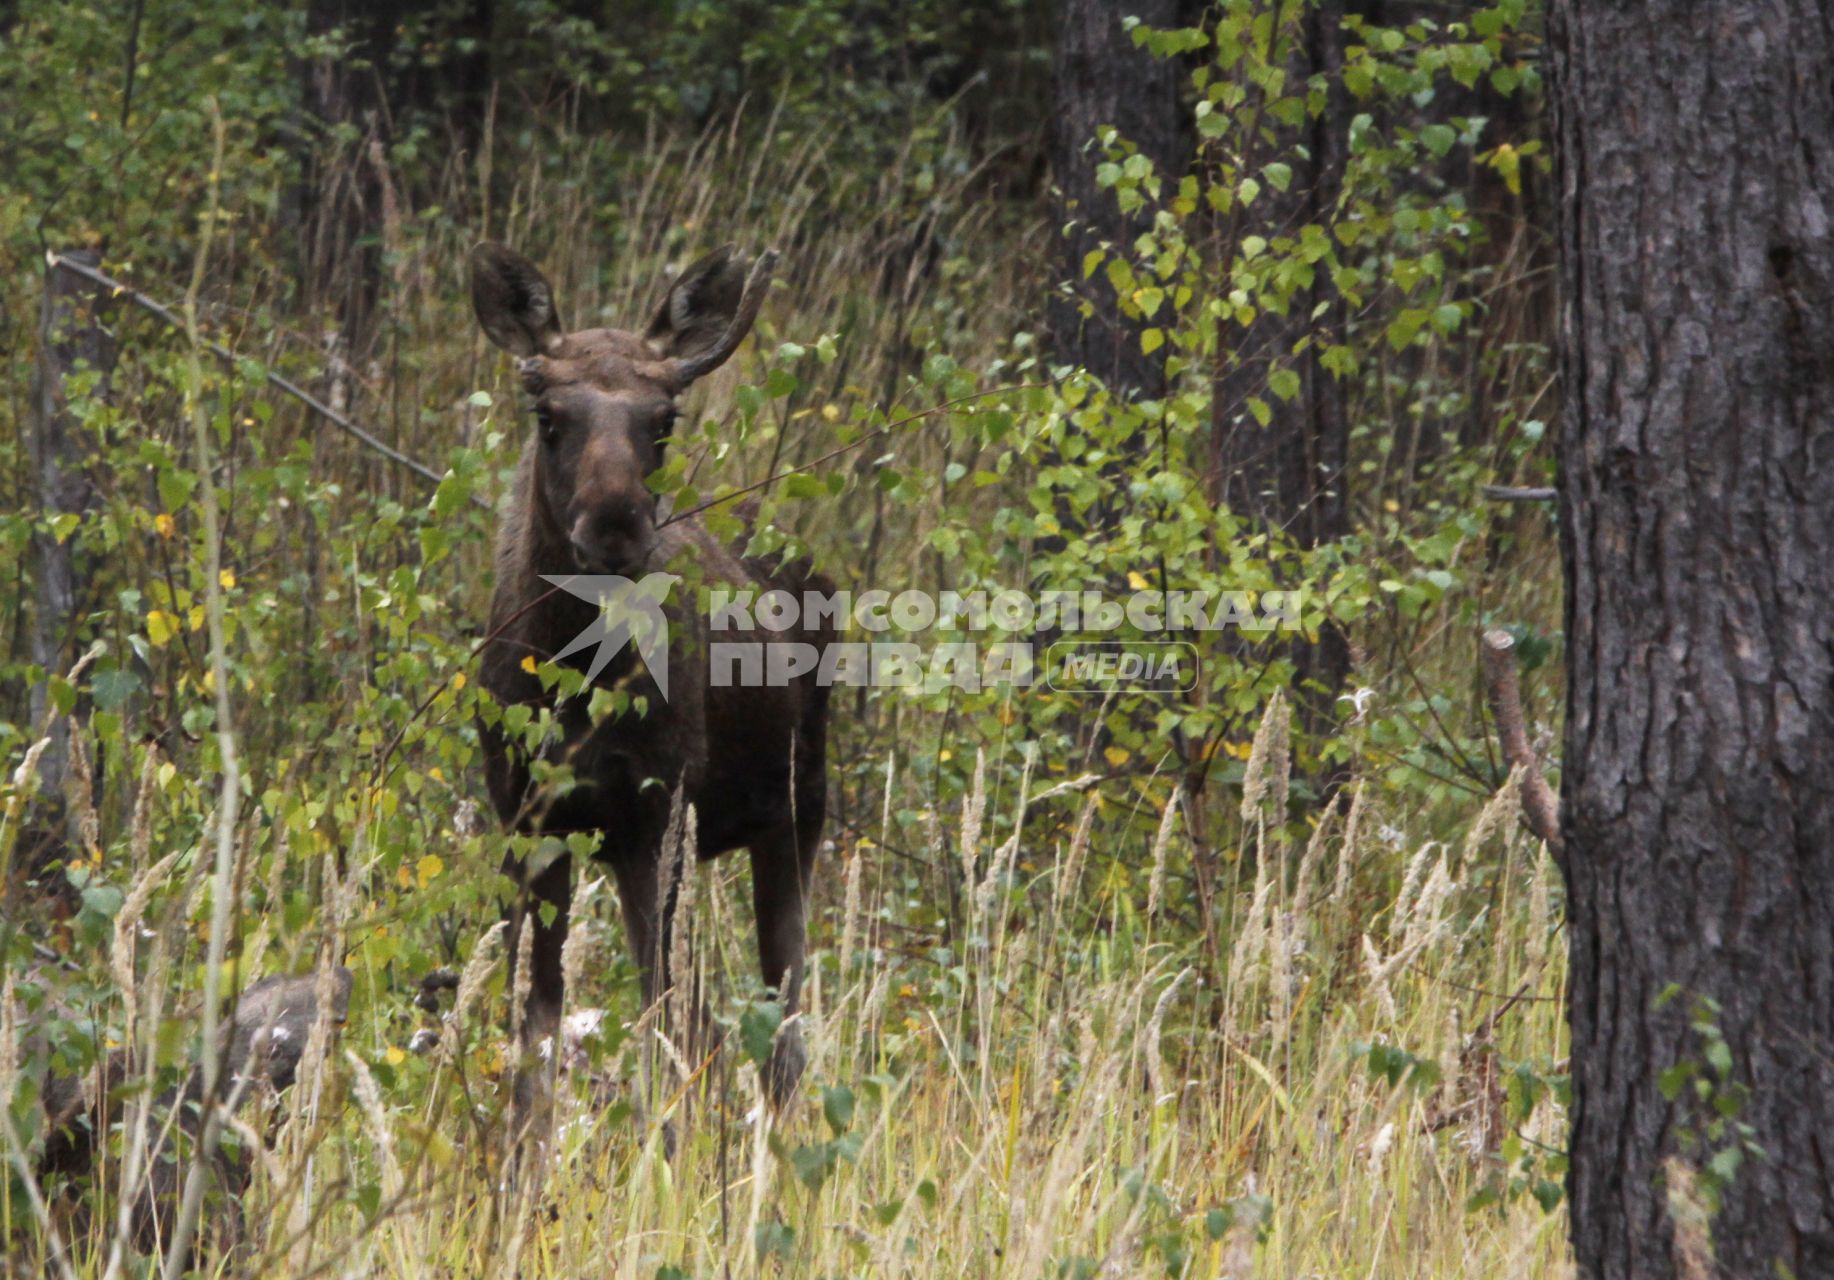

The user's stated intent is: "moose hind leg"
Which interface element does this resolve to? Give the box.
[751,825,818,1105]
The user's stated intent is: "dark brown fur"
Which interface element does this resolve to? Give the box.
[35,968,352,1263]
[469,243,832,1110]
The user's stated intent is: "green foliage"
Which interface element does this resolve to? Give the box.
[1655,988,1766,1215]
[1353,1036,1444,1091]
[0,2,1568,1273]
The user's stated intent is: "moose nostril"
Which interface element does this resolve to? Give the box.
[569,500,654,573]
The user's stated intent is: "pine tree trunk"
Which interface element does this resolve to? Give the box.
[1551,3,1834,1275]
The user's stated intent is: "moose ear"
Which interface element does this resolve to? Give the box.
[470,242,564,357]
[645,245,755,366]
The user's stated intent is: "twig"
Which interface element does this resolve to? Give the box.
[42,250,484,503]
[1479,628,1563,858]
[655,382,1054,529]
[1480,484,1556,502]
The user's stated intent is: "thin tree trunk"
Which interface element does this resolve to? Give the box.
[1551,3,1834,1275]
[29,249,115,821]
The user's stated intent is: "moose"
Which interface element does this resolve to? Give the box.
[467,242,833,1115]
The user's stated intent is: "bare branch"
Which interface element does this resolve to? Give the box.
[1481,484,1557,502]
[1479,628,1563,858]
[43,250,484,504]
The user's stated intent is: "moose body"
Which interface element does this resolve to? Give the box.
[468,242,832,1106]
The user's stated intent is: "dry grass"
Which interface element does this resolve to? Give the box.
[4,691,1571,1278]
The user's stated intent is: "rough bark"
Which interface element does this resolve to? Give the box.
[1047,0,1184,399]
[1551,3,1834,1275]
[29,250,114,817]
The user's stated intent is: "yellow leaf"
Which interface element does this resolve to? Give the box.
[416,854,445,888]
[396,863,413,888]
[428,766,445,783]
[1104,746,1132,768]
[938,748,953,763]
[218,568,236,590]
[520,655,539,674]
[146,609,179,647]
[451,672,467,691]
[154,513,175,538]
[187,605,205,632]
[385,1046,406,1066]
[1127,570,1151,591]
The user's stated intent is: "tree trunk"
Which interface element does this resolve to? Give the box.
[1210,4,1346,543]
[1551,3,1834,1275]
[29,250,115,822]
[1210,2,1352,712]
[1047,0,1184,400]
[299,0,491,351]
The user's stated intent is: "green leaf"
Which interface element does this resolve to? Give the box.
[740,1000,783,1066]
[91,668,140,712]
[1704,1038,1733,1078]
[753,1220,795,1260]
[1386,309,1428,351]
[822,1085,855,1136]
[1707,1146,1744,1185]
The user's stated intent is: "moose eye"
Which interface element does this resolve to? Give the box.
[653,406,680,438]
[535,405,558,444]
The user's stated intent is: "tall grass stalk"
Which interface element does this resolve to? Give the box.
[160,100,243,1280]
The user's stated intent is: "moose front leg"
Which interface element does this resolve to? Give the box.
[503,845,571,1137]
[751,828,816,1105]
[611,855,665,1011]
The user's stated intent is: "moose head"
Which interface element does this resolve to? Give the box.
[469,241,777,576]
